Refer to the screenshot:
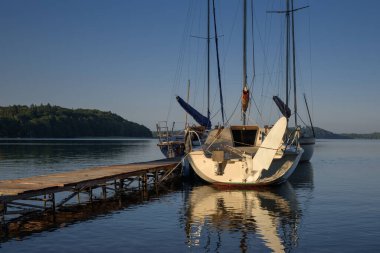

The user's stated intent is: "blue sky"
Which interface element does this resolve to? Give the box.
[0,0,379,133]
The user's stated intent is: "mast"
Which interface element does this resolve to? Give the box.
[285,0,290,110]
[251,0,256,85]
[212,0,225,125]
[267,1,308,124]
[303,93,316,138]
[241,0,250,125]
[291,0,298,127]
[207,0,210,125]
[243,0,247,89]
[185,80,190,128]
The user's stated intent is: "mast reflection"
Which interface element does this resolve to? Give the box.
[184,163,314,252]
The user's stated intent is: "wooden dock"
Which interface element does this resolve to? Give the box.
[0,158,182,223]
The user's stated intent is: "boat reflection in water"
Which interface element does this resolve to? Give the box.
[184,162,314,252]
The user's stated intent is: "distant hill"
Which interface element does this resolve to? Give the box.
[313,127,351,139]
[294,126,349,139]
[340,132,380,139]
[0,104,152,138]
[302,127,380,139]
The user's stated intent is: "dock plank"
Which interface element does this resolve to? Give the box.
[0,158,181,199]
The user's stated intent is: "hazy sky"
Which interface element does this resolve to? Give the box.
[0,0,379,133]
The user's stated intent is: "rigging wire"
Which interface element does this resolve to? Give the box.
[225,94,242,127]
[296,112,313,132]
[253,0,277,125]
[191,6,203,111]
[166,0,214,126]
[221,1,240,71]
[218,0,240,125]
[167,0,312,130]
[166,0,195,122]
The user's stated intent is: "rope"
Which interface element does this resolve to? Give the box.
[160,126,205,182]
[158,157,185,184]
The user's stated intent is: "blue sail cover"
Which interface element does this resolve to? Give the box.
[176,96,211,129]
[273,96,291,118]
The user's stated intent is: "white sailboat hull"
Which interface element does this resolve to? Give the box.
[187,117,303,186]
[187,148,303,186]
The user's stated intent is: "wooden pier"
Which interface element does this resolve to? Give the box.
[0,158,182,223]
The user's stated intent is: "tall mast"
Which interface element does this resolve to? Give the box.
[285,0,290,110]
[207,0,210,124]
[243,0,247,98]
[267,1,308,123]
[241,0,250,125]
[291,0,298,127]
[212,0,225,125]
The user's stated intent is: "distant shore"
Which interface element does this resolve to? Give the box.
[339,133,380,139]
[0,104,152,138]
[299,127,380,139]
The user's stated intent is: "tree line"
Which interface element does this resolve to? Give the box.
[0,104,152,138]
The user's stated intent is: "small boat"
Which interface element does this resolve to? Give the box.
[156,121,185,159]
[156,120,207,159]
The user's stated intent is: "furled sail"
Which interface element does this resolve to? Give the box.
[176,96,211,129]
[242,86,249,113]
[273,96,291,118]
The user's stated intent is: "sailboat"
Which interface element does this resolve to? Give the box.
[186,0,303,186]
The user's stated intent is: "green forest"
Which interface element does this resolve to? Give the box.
[0,104,152,138]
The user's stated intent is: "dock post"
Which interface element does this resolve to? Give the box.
[0,202,7,237]
[143,172,148,190]
[154,170,159,195]
[89,187,93,202]
[77,191,81,204]
[49,193,56,211]
[155,169,159,184]
[44,194,47,208]
[120,179,124,191]
[102,185,107,199]
[143,172,149,200]
[0,202,6,224]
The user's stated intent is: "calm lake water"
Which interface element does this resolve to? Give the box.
[0,138,379,252]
